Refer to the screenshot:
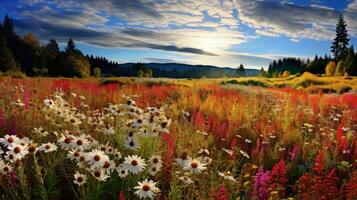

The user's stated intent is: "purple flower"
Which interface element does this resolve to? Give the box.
[253,166,271,200]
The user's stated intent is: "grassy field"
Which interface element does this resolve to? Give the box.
[0,76,356,199]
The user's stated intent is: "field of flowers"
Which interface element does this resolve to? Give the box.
[0,77,356,200]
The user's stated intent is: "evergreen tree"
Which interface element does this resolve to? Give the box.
[236,64,246,77]
[0,34,16,72]
[2,14,14,36]
[45,39,59,54]
[66,38,76,53]
[344,46,357,76]
[331,14,349,61]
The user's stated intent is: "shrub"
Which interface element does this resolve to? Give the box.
[281,70,291,78]
[93,67,101,78]
[325,61,337,76]
[2,70,27,79]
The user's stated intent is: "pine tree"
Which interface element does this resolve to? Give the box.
[65,37,76,53]
[0,34,16,72]
[2,14,14,36]
[331,15,349,61]
[344,46,356,76]
[236,64,246,77]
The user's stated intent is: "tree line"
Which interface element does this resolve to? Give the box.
[0,14,356,79]
[264,14,356,77]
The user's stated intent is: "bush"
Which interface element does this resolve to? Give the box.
[282,70,291,78]
[325,61,336,76]
[2,70,27,79]
[93,67,101,78]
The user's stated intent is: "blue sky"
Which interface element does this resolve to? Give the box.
[1,0,357,69]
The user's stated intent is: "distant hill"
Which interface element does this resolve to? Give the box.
[117,62,260,77]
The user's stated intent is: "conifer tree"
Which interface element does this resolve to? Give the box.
[331,15,349,61]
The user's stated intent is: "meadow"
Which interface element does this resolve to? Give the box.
[0,76,356,200]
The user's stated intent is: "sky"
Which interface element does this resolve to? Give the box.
[0,0,357,69]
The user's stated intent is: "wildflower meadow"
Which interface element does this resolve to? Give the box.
[0,77,356,200]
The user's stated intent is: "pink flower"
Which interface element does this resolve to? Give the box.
[253,166,271,200]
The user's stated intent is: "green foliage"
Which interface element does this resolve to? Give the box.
[343,46,357,76]
[268,57,305,76]
[335,60,345,76]
[0,34,16,72]
[48,53,90,78]
[137,70,144,77]
[331,15,349,61]
[236,64,246,77]
[93,67,101,78]
[306,55,331,74]
[2,70,27,78]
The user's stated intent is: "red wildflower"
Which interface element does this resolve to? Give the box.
[215,185,229,200]
[119,191,126,200]
[269,159,288,197]
[346,171,357,200]
[296,152,339,200]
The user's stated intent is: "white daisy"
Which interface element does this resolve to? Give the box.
[134,179,160,199]
[0,160,13,175]
[218,171,236,182]
[123,155,146,174]
[85,150,110,169]
[71,135,90,150]
[149,155,162,168]
[184,158,207,174]
[116,165,129,178]
[73,172,87,186]
[124,136,140,151]
[33,127,49,137]
[7,144,29,161]
[38,143,58,153]
[57,134,74,149]
[178,175,194,185]
[91,169,110,181]
[0,135,20,147]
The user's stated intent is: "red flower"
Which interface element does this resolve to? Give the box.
[215,185,229,200]
[346,171,357,200]
[269,160,288,197]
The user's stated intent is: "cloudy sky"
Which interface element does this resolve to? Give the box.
[1,0,357,69]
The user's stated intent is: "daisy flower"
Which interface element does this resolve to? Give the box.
[57,134,74,149]
[38,143,58,153]
[67,150,83,162]
[178,175,194,185]
[7,144,29,161]
[33,127,49,137]
[149,155,162,168]
[148,165,161,176]
[124,137,140,151]
[116,165,129,178]
[0,135,20,147]
[184,158,207,174]
[73,172,87,186]
[176,153,190,169]
[134,179,160,199]
[91,169,110,181]
[71,135,90,150]
[0,160,13,175]
[85,150,110,169]
[218,171,236,182]
[123,155,146,174]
